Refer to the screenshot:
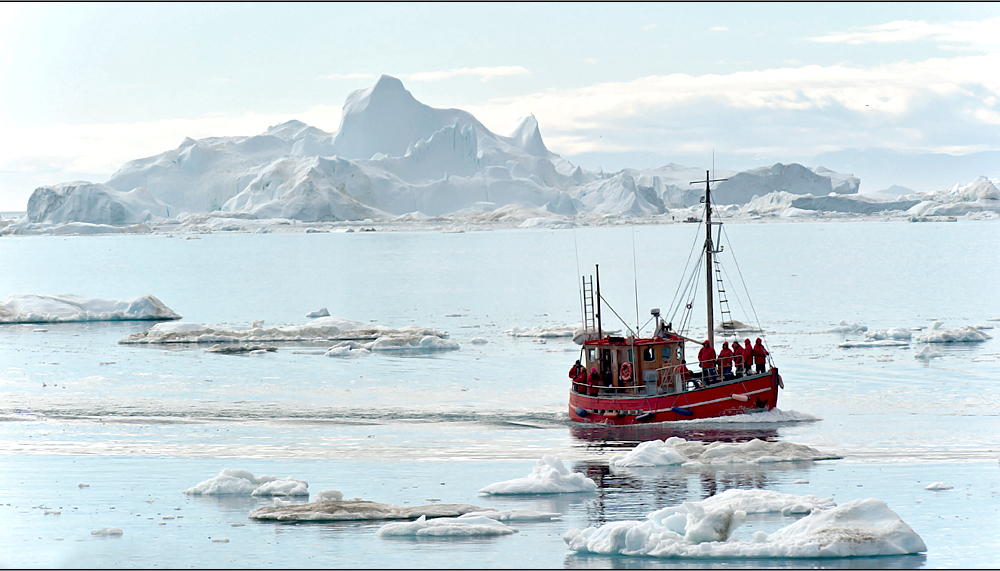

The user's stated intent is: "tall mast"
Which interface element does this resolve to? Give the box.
[595,264,602,338]
[704,170,714,348]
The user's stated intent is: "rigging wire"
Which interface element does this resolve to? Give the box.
[666,222,704,320]
[598,294,636,337]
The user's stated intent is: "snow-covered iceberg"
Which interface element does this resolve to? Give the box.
[183,469,308,497]
[119,316,451,348]
[0,294,180,323]
[608,438,838,468]
[479,456,597,495]
[563,491,925,559]
[913,321,991,343]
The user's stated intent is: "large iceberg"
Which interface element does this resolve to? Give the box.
[563,490,926,559]
[0,294,180,323]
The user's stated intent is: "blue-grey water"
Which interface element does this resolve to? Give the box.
[1,221,998,568]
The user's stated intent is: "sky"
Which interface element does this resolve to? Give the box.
[1,3,999,210]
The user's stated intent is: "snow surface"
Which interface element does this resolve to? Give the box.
[563,491,925,559]
[864,327,913,341]
[248,500,483,522]
[0,294,180,323]
[478,456,597,495]
[914,321,991,343]
[608,438,838,468]
[119,317,451,349]
[183,469,309,497]
[376,515,517,538]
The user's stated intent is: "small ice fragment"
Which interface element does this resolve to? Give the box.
[470,337,488,345]
[793,479,809,484]
[158,522,166,526]
[924,482,953,491]
[78,484,89,488]
[44,510,61,515]
[91,527,123,537]
[162,516,174,520]
[306,308,330,318]
[313,489,344,502]
[479,456,597,495]
[211,537,229,543]
[34,328,48,332]
[273,498,290,507]
[231,523,245,527]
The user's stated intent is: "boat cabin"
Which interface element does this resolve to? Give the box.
[578,333,692,396]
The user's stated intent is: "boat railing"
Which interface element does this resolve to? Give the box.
[571,363,771,399]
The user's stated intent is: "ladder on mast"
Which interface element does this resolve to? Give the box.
[582,275,596,333]
[713,258,737,341]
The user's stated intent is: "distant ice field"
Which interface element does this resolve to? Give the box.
[0,220,998,567]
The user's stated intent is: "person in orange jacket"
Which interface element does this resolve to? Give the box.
[697,340,718,385]
[753,338,769,374]
[718,342,734,381]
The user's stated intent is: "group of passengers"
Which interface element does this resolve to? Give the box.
[570,337,769,395]
[696,337,768,387]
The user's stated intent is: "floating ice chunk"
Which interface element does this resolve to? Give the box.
[462,509,561,522]
[470,337,488,345]
[183,469,309,497]
[204,344,276,354]
[914,321,991,343]
[924,482,953,491]
[273,498,290,507]
[306,308,330,318]
[715,319,761,332]
[325,335,459,356]
[313,489,344,502]
[864,327,912,341]
[506,325,578,338]
[914,346,942,360]
[479,456,597,495]
[838,339,909,348]
[609,438,689,467]
[249,500,483,522]
[794,479,809,484]
[91,527,123,537]
[0,294,180,324]
[377,515,517,537]
[826,321,868,333]
[211,537,230,543]
[564,495,924,558]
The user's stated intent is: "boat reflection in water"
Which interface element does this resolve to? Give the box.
[569,421,780,452]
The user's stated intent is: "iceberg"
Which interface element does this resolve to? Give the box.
[376,515,517,538]
[478,456,597,495]
[608,438,838,468]
[563,492,925,559]
[183,469,308,497]
[0,294,180,324]
[914,321,991,343]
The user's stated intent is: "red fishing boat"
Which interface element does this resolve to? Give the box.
[568,171,782,425]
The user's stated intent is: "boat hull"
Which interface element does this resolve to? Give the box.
[568,368,780,425]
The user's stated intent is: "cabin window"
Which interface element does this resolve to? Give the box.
[587,348,596,363]
[642,347,656,362]
[627,349,633,362]
[661,346,672,361]
[676,345,684,360]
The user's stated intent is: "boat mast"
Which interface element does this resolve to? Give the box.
[704,170,714,348]
[595,264,602,338]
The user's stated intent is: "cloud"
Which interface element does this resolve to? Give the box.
[811,17,1000,48]
[403,66,530,82]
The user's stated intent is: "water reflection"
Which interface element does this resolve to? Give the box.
[569,423,781,453]
[563,553,927,569]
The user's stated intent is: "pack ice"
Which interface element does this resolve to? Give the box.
[15,75,881,231]
[479,456,597,495]
[119,316,457,355]
[563,489,926,558]
[0,294,180,323]
[608,437,839,468]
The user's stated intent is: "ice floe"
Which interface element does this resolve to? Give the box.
[838,339,909,348]
[506,325,578,338]
[563,492,925,558]
[183,469,309,497]
[119,317,453,353]
[914,321,991,343]
[864,327,913,341]
[91,527,124,537]
[478,455,597,495]
[914,346,942,360]
[826,321,868,333]
[313,489,344,502]
[462,509,561,522]
[609,438,839,468]
[249,499,482,522]
[0,294,180,323]
[377,514,517,538]
[324,335,459,356]
[924,482,953,491]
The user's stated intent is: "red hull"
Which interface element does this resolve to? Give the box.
[569,369,780,425]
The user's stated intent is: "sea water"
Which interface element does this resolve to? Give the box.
[1,220,998,568]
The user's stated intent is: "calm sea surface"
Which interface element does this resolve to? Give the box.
[1,220,998,568]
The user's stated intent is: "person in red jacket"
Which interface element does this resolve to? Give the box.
[743,339,753,374]
[698,340,718,385]
[753,338,769,374]
[733,341,745,378]
[718,342,734,381]
[569,360,587,393]
[588,367,601,396]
